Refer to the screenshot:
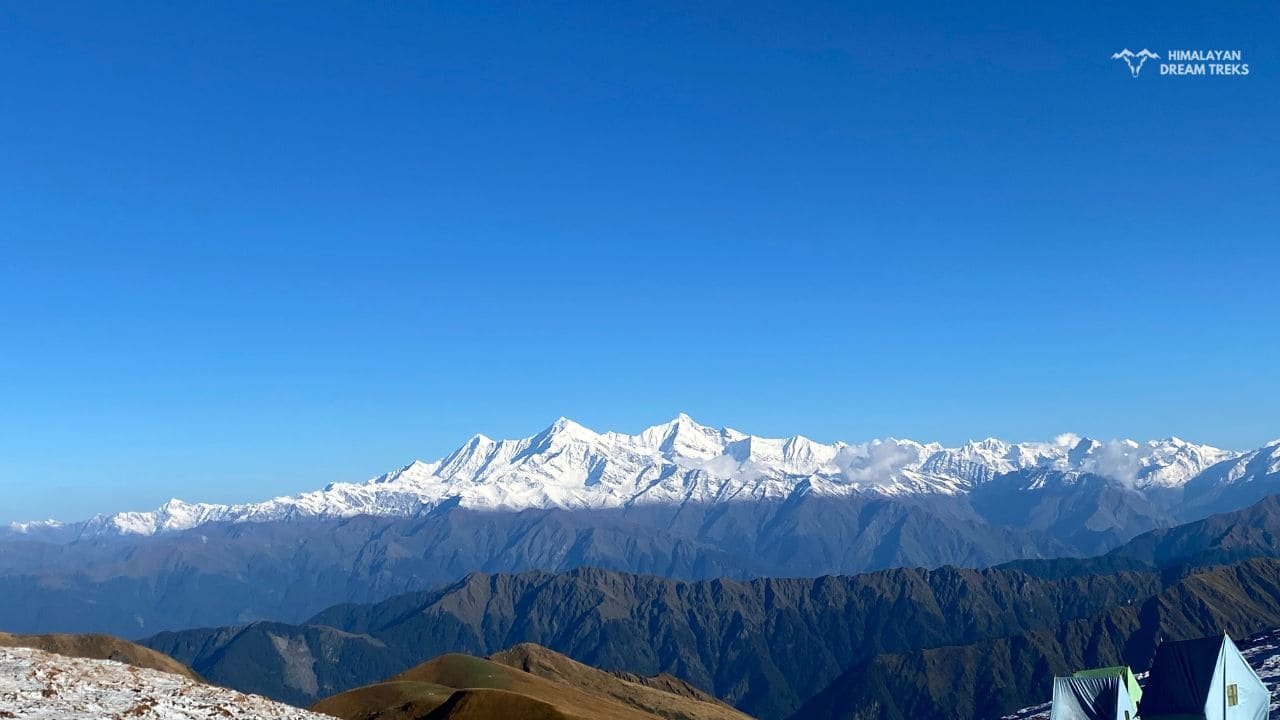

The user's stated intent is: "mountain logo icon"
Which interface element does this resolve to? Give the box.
[1112,48,1159,77]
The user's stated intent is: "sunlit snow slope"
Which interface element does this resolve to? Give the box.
[6,414,1256,540]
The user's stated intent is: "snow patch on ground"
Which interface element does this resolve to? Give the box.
[0,646,334,719]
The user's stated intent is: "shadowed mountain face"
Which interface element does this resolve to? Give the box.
[969,471,1173,555]
[141,495,1280,720]
[1107,493,1280,567]
[312,644,754,720]
[996,494,1280,581]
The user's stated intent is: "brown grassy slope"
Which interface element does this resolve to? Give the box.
[421,688,580,720]
[0,631,199,680]
[490,643,753,720]
[313,648,756,720]
[311,679,456,720]
[393,653,659,719]
[312,653,650,720]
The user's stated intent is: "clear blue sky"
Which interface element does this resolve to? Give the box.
[2,1,1277,523]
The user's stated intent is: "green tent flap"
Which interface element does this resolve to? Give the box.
[1074,666,1143,705]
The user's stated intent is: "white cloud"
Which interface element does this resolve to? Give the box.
[1081,440,1145,487]
[839,440,923,484]
[1053,433,1082,448]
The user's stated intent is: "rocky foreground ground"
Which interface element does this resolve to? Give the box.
[0,645,333,719]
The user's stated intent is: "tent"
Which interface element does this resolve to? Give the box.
[1051,675,1139,720]
[1139,634,1270,720]
[1075,666,1143,705]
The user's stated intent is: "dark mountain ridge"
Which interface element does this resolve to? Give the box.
[145,564,1158,717]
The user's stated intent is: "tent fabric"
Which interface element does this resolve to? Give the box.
[1051,676,1137,720]
[1217,636,1268,720]
[1139,634,1271,720]
[1140,636,1226,717]
[1074,666,1143,705]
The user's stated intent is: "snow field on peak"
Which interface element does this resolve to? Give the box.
[7,415,1243,538]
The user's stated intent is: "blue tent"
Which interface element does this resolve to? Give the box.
[1139,634,1269,720]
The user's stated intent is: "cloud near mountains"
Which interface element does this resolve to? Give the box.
[1080,440,1149,487]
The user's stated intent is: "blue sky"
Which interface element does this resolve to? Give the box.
[1,1,1277,523]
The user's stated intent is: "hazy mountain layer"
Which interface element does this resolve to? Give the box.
[0,497,1060,636]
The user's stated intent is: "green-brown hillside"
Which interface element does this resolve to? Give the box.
[312,645,754,720]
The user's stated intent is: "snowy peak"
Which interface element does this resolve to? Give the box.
[920,438,1020,484]
[634,413,730,460]
[2,415,1256,539]
[535,416,601,446]
[781,434,839,470]
[1188,441,1280,488]
[1075,437,1236,488]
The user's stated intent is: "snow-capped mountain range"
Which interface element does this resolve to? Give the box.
[9,414,1273,541]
